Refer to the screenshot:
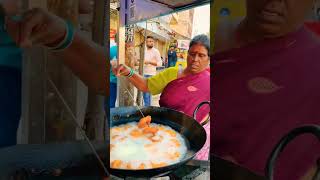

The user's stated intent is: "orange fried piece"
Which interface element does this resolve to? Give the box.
[126,163,133,169]
[165,129,176,137]
[123,124,132,130]
[148,135,163,142]
[144,143,155,148]
[111,160,122,168]
[112,127,121,132]
[170,139,181,147]
[145,132,154,138]
[143,127,159,134]
[151,162,167,168]
[130,129,143,138]
[110,144,115,151]
[111,135,119,140]
[144,143,158,153]
[137,163,146,169]
[119,136,127,141]
[167,152,180,160]
[138,115,152,128]
[174,152,180,158]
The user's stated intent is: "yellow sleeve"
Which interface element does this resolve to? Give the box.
[147,67,178,95]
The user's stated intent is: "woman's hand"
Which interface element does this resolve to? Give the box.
[5,8,66,48]
[112,64,130,77]
[110,59,117,68]
[113,64,149,92]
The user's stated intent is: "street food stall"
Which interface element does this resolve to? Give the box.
[109,0,212,179]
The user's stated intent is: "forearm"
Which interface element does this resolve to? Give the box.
[149,60,158,66]
[145,59,158,66]
[53,31,108,95]
[127,73,149,92]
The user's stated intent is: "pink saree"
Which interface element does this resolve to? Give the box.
[159,70,210,160]
[213,27,320,179]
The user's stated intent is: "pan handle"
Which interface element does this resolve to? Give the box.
[265,125,320,180]
[193,101,210,126]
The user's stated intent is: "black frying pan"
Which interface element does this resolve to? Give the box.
[0,141,108,179]
[108,101,210,178]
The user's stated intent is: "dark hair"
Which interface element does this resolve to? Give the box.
[189,34,210,54]
[147,36,154,40]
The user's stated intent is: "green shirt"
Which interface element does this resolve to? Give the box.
[147,67,179,95]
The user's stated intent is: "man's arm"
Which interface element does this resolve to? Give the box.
[145,49,162,66]
[156,49,162,66]
[146,59,158,66]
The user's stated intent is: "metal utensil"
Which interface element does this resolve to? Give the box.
[47,76,109,177]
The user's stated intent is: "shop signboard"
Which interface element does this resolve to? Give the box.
[125,24,135,43]
[177,39,190,50]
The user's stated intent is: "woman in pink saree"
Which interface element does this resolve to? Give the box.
[113,34,210,160]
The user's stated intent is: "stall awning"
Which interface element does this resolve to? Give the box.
[121,0,211,25]
[150,0,210,9]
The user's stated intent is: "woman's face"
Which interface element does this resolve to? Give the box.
[245,0,313,37]
[187,43,209,74]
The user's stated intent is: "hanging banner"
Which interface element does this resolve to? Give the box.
[128,0,136,21]
[122,0,210,26]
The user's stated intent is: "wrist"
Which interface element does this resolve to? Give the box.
[46,20,75,51]
[44,19,67,47]
[124,70,130,76]
[125,68,135,78]
[45,32,66,48]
